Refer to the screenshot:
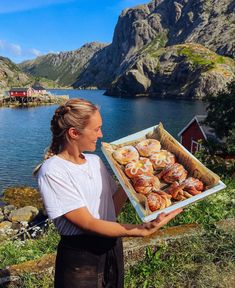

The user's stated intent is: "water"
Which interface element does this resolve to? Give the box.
[0,89,206,194]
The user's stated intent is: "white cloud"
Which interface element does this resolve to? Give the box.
[0,40,22,56]
[0,39,44,62]
[9,43,22,56]
[0,0,75,14]
[28,48,42,57]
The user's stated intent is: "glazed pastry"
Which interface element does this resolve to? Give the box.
[165,182,192,200]
[150,150,176,170]
[155,190,172,207]
[132,174,160,195]
[112,145,139,165]
[124,157,153,178]
[147,191,172,212]
[135,139,161,157]
[181,177,204,195]
[158,163,187,183]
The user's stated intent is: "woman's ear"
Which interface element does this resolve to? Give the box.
[67,127,80,139]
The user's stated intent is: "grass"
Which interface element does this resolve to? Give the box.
[5,273,54,288]
[124,228,235,288]
[4,227,234,288]
[0,222,59,269]
[178,45,235,71]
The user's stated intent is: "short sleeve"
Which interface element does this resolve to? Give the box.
[38,171,85,219]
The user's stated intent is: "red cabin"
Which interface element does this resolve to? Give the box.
[9,87,33,97]
[178,115,219,154]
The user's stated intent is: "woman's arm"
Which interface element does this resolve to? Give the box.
[112,186,128,216]
[64,207,182,238]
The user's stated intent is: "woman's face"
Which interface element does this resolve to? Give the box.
[77,110,103,152]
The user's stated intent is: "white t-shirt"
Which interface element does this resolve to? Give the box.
[37,154,117,235]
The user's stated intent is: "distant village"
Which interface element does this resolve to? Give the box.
[0,83,68,107]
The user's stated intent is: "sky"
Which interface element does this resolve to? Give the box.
[0,0,150,64]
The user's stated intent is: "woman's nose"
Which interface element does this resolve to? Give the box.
[98,129,103,138]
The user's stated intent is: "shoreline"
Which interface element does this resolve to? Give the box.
[0,94,69,108]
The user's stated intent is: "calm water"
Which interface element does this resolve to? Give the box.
[0,89,206,194]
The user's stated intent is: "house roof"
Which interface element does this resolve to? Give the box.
[178,115,219,141]
[9,88,29,92]
[32,84,45,90]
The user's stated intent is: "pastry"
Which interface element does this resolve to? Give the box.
[124,157,153,178]
[135,139,161,157]
[112,145,139,165]
[132,174,160,195]
[158,163,187,183]
[150,150,176,170]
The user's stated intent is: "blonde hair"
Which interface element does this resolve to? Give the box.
[33,98,98,175]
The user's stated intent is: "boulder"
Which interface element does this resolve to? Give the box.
[0,221,16,237]
[0,221,12,231]
[3,205,16,218]
[9,206,39,223]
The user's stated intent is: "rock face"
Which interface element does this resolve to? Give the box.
[73,0,235,98]
[0,56,32,91]
[106,43,235,98]
[19,42,107,87]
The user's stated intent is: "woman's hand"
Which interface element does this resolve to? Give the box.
[138,208,183,237]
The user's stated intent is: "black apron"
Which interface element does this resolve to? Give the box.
[54,234,124,288]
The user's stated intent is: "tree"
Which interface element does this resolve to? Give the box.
[203,81,235,139]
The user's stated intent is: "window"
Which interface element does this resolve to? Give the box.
[191,140,202,153]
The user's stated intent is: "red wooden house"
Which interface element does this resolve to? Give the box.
[178,115,219,154]
[9,87,33,97]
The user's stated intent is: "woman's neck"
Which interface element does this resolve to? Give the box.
[58,149,86,165]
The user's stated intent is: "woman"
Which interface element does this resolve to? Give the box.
[35,98,182,288]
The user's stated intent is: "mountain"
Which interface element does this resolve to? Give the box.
[73,0,235,98]
[0,56,60,93]
[0,56,33,92]
[19,42,107,87]
[17,0,235,98]
[106,43,234,99]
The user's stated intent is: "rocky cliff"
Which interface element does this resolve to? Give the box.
[106,43,234,98]
[19,42,107,87]
[0,56,33,92]
[73,0,235,98]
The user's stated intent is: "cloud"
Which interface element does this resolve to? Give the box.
[28,48,42,57]
[0,0,75,14]
[0,40,22,56]
[0,39,43,61]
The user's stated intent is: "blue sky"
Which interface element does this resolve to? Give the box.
[0,0,150,63]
